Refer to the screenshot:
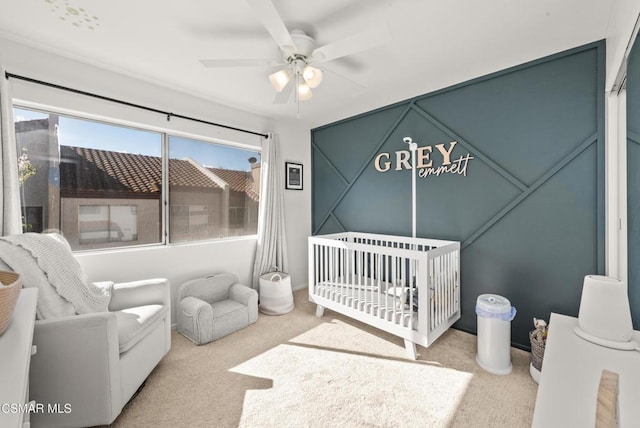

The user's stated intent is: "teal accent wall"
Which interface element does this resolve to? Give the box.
[628,35,640,330]
[311,41,605,349]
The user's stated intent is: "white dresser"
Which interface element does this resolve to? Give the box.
[0,289,38,428]
[532,312,640,427]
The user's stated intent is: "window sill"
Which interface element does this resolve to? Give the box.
[72,234,258,256]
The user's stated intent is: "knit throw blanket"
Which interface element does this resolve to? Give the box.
[0,233,111,316]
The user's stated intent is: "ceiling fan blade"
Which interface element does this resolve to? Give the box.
[311,24,392,63]
[245,0,296,55]
[315,0,389,29]
[199,59,281,68]
[273,81,294,104]
[322,67,367,90]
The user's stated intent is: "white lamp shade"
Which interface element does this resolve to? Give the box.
[577,275,633,343]
[269,69,291,92]
[297,82,313,100]
[302,66,323,88]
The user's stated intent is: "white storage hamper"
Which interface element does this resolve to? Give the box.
[475,294,516,375]
[259,269,294,315]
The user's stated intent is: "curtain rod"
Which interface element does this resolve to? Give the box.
[4,71,269,139]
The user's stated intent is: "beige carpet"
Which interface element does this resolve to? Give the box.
[109,289,538,427]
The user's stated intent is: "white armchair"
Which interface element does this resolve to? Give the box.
[0,234,171,428]
[177,273,258,345]
[29,279,171,427]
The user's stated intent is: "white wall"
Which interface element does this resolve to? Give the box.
[76,238,257,322]
[274,120,312,291]
[605,0,640,91]
[0,38,269,148]
[604,3,639,280]
[0,36,285,322]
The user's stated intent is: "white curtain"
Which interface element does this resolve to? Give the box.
[0,66,21,236]
[252,133,289,289]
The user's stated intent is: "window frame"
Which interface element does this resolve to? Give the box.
[12,102,263,253]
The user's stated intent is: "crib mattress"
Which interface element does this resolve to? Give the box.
[314,282,417,329]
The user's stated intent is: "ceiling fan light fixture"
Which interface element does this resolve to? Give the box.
[302,65,323,88]
[269,69,291,92]
[297,81,313,100]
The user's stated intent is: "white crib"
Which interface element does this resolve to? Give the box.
[308,232,461,359]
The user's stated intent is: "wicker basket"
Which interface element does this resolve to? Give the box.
[529,330,546,372]
[0,271,22,336]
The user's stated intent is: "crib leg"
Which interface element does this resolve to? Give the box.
[315,305,325,318]
[404,339,418,360]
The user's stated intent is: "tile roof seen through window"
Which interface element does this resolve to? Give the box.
[60,146,259,201]
[210,167,260,201]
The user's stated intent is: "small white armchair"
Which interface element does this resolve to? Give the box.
[177,273,258,345]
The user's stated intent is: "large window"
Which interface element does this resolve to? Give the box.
[13,107,261,251]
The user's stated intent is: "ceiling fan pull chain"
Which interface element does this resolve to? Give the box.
[295,62,300,118]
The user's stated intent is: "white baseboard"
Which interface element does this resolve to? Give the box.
[292,283,307,292]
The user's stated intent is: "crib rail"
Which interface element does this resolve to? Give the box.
[308,232,460,350]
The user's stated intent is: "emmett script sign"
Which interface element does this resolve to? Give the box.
[374,141,474,178]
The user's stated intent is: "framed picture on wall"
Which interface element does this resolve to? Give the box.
[285,162,303,190]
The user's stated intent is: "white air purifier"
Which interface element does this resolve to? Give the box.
[574,275,639,351]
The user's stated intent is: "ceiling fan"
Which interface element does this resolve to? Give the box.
[199,0,391,103]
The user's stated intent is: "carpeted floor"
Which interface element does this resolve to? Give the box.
[109,289,538,427]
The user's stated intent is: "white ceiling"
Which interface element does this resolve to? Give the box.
[0,0,616,128]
